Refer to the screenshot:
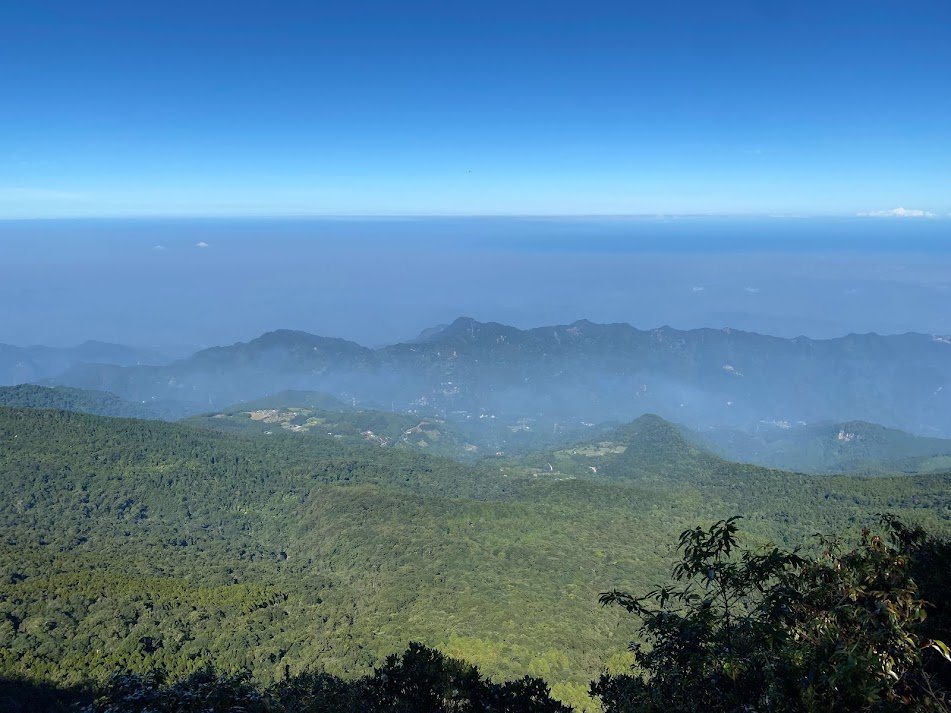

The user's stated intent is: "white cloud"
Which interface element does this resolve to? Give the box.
[692,285,705,292]
[195,241,210,248]
[857,207,936,218]
[744,286,760,294]
[153,245,166,251]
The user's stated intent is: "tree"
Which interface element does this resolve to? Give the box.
[594,516,950,712]
[84,668,267,713]
[366,642,572,713]
[80,643,572,713]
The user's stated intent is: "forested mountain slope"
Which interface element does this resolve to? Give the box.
[703,419,951,475]
[1,406,949,709]
[498,414,790,485]
[186,390,607,462]
[0,384,189,421]
[185,393,482,461]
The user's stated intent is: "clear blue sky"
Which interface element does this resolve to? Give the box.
[2,1,950,218]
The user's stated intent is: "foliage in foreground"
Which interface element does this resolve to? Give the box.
[596,515,951,712]
[79,642,570,713]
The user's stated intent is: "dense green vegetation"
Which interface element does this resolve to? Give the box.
[0,406,948,710]
[186,395,484,462]
[0,384,189,421]
[78,642,572,712]
[2,520,948,711]
[596,516,951,711]
[187,390,606,462]
[2,642,574,712]
[188,391,607,463]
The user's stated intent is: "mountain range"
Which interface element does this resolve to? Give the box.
[39,318,951,437]
[0,340,184,386]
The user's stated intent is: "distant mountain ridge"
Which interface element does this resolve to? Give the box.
[0,340,183,386]
[42,317,951,436]
[704,419,951,475]
[0,384,195,421]
[189,329,373,369]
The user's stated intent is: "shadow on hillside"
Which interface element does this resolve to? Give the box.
[0,676,90,713]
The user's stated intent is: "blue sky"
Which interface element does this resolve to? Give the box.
[2,1,950,218]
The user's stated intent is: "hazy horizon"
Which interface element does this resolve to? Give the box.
[2,216,950,350]
[3,3,950,349]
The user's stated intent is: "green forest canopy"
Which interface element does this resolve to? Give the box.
[0,406,948,710]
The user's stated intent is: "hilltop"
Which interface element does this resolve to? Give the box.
[496,413,783,485]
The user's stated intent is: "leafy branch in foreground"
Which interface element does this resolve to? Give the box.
[79,642,571,713]
[595,515,950,712]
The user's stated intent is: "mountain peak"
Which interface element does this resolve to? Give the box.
[186,330,371,371]
[613,413,690,443]
[412,323,450,343]
[424,317,522,344]
[445,316,484,332]
[246,329,369,353]
[604,413,724,479]
[251,329,322,345]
